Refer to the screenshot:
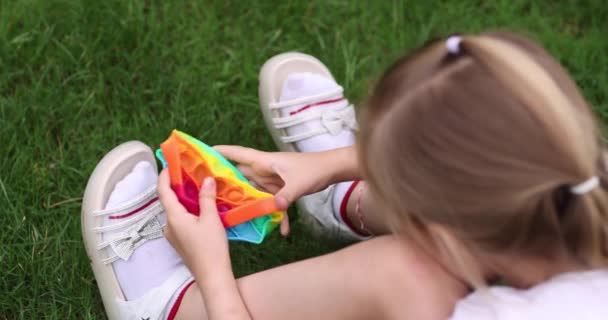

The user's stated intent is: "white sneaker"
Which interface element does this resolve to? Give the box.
[258,52,368,242]
[81,141,193,320]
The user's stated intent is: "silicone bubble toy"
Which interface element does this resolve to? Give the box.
[156,130,284,244]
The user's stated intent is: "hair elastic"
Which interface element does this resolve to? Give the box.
[446,36,462,55]
[570,176,600,195]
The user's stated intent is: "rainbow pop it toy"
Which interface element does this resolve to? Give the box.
[156,130,283,244]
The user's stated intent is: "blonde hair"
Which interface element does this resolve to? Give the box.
[359,32,608,286]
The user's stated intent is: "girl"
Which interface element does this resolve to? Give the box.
[81,32,608,319]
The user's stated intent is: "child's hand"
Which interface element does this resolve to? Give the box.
[214,145,335,235]
[158,169,231,273]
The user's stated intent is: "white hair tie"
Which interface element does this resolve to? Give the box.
[446,36,462,55]
[570,176,600,195]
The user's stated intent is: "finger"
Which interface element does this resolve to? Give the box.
[238,170,278,193]
[236,165,258,180]
[199,177,219,220]
[157,170,185,213]
[214,145,258,165]
[259,182,281,194]
[256,180,285,195]
[248,180,261,190]
[280,213,290,236]
[274,190,291,236]
[157,169,172,197]
[274,190,291,211]
[274,185,297,209]
[158,169,193,228]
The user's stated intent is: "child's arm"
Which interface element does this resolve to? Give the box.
[214,145,360,235]
[192,259,250,320]
[324,145,361,183]
[214,145,361,202]
[159,172,252,320]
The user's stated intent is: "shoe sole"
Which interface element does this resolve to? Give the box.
[81,141,157,320]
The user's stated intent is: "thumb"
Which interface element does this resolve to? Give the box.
[271,164,299,209]
[199,177,219,219]
[275,186,295,210]
[275,185,294,237]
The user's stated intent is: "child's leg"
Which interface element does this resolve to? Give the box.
[174,235,467,320]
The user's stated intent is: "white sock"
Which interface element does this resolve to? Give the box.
[332,182,353,221]
[278,72,355,223]
[104,161,184,301]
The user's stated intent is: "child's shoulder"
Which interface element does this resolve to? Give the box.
[449,269,608,320]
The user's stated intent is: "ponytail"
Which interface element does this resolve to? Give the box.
[565,189,608,266]
[457,34,608,267]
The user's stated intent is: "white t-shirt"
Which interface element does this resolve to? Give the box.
[449,269,608,320]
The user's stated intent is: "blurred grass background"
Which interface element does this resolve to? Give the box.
[0,0,607,318]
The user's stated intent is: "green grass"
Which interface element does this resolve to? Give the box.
[1,0,607,318]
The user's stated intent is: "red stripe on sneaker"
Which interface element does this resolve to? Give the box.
[108,197,159,219]
[289,97,345,115]
[339,180,370,237]
[167,280,195,320]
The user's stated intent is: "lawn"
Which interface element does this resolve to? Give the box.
[1,0,607,318]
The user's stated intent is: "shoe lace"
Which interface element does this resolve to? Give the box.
[93,186,165,264]
[269,86,358,143]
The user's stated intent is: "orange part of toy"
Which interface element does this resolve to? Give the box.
[159,130,282,228]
